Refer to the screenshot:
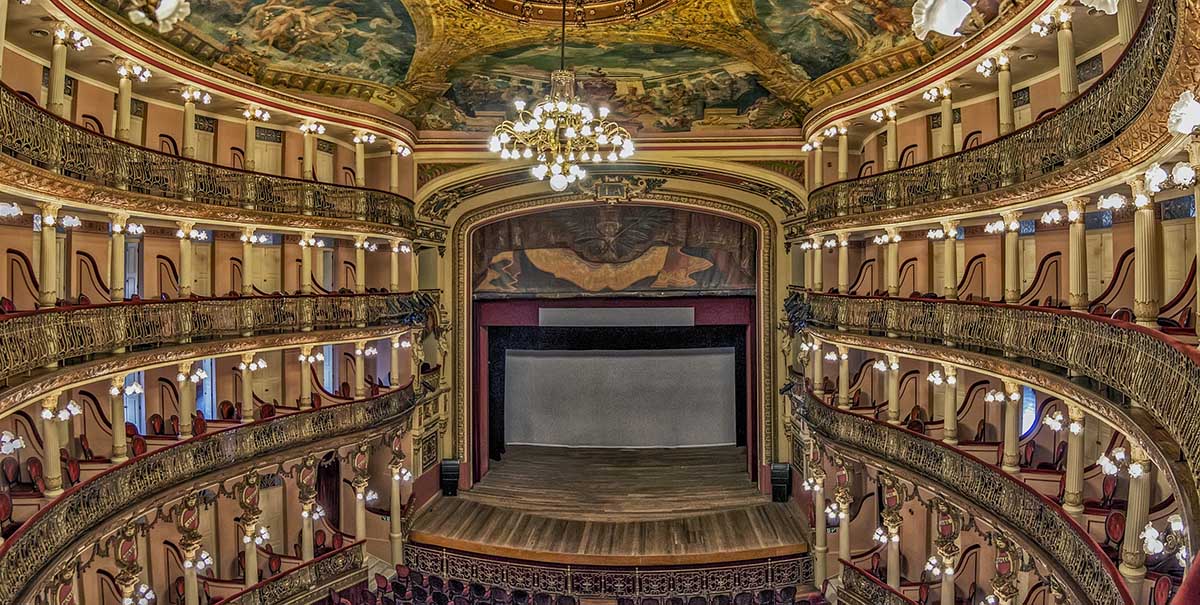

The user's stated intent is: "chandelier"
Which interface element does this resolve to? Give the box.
[487,0,635,192]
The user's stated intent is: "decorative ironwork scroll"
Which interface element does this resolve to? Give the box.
[403,544,812,598]
[0,291,437,385]
[838,561,916,605]
[0,84,414,230]
[216,541,366,605]
[805,0,1175,222]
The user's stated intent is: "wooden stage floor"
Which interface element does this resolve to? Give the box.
[409,446,808,565]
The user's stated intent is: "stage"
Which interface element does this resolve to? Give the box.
[408,446,808,566]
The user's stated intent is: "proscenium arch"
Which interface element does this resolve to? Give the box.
[431,172,796,491]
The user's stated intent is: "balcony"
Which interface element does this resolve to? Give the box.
[216,541,367,605]
[0,83,415,233]
[802,0,1177,229]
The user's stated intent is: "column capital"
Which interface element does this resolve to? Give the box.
[835,230,849,244]
[884,226,901,239]
[1002,379,1021,394]
[108,211,130,227]
[886,352,899,366]
[1128,177,1149,199]
[1065,196,1089,216]
[942,363,957,377]
[240,225,257,237]
[1188,137,1200,164]
[354,234,369,245]
[176,219,196,232]
[41,392,60,411]
[810,235,822,246]
[301,229,316,240]
[38,201,61,218]
[941,218,959,232]
[1000,209,1021,224]
[240,351,256,364]
[300,343,314,356]
[177,360,193,374]
[1130,443,1150,464]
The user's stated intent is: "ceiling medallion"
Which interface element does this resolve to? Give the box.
[487,0,635,192]
[462,0,670,25]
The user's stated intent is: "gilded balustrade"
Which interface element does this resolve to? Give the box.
[403,544,813,598]
[791,392,1129,605]
[837,561,916,605]
[216,541,367,605]
[0,83,414,230]
[793,291,1200,494]
[0,292,437,385]
[804,0,1175,223]
[0,386,416,605]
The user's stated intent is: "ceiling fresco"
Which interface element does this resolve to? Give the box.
[103,0,1010,130]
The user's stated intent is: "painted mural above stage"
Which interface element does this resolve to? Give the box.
[472,205,756,297]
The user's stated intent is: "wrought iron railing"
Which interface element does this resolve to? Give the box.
[793,290,1200,496]
[215,541,366,605]
[791,391,1129,605]
[0,83,414,230]
[837,561,916,605]
[0,292,437,385]
[805,0,1176,222]
[403,544,813,598]
[0,385,416,605]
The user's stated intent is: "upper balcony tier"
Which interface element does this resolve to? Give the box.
[0,82,416,235]
[801,0,1183,233]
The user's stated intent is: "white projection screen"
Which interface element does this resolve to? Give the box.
[504,348,737,448]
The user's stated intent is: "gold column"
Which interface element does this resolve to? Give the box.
[938,536,959,605]
[355,341,368,399]
[884,110,899,171]
[240,352,255,422]
[886,353,900,424]
[1067,198,1090,311]
[182,94,197,159]
[811,338,825,397]
[116,66,133,143]
[300,232,315,295]
[811,467,828,586]
[836,234,850,293]
[110,376,128,463]
[41,394,64,496]
[1002,211,1021,304]
[1057,16,1079,104]
[109,213,128,301]
[942,365,958,445]
[0,0,7,77]
[942,220,959,300]
[353,131,368,187]
[836,126,849,181]
[177,221,194,298]
[48,32,67,118]
[242,516,259,588]
[811,237,824,292]
[812,141,825,189]
[354,236,368,294]
[1133,180,1161,327]
[886,229,901,297]
[390,146,402,193]
[302,127,316,180]
[1062,403,1086,519]
[885,514,902,589]
[299,345,314,410]
[1119,446,1152,601]
[390,336,403,387]
[181,538,200,605]
[241,227,255,296]
[939,93,954,157]
[390,240,402,292]
[300,499,316,561]
[997,57,1015,136]
[243,113,258,172]
[1001,381,1021,472]
[834,484,853,576]
[1117,0,1137,43]
[389,462,406,565]
[178,362,195,437]
[38,203,60,308]
[802,244,813,290]
[837,344,850,408]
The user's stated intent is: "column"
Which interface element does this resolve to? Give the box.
[300,232,315,294]
[354,236,368,293]
[48,31,67,118]
[811,237,824,292]
[1002,211,1021,304]
[354,132,368,187]
[942,220,959,299]
[886,229,900,297]
[355,341,367,399]
[178,221,194,298]
[41,394,64,496]
[353,479,368,539]
[0,0,7,75]
[1066,197,1090,311]
[390,240,402,292]
[1194,141,1200,331]
[242,517,259,588]
[1133,180,1161,327]
[939,537,959,605]
[812,141,825,189]
[812,470,829,585]
[1062,403,1086,519]
[241,227,255,295]
[302,125,316,179]
[182,93,197,159]
[836,127,849,181]
[1001,381,1021,472]
[244,113,258,172]
[178,362,196,437]
[1117,0,1137,43]
[1119,446,1152,601]
[884,110,899,171]
[885,515,902,589]
[240,352,255,422]
[837,345,850,408]
[1057,15,1079,104]
[802,244,813,290]
[110,213,128,301]
[390,145,402,193]
[834,486,852,575]
[300,499,316,560]
[390,336,403,387]
[997,56,1015,136]
[811,339,825,397]
[38,203,60,308]
[886,354,900,424]
[116,65,133,143]
[836,234,849,293]
[939,92,954,157]
[110,376,128,463]
[182,540,200,605]
[299,345,313,410]
[942,365,959,445]
[389,462,405,565]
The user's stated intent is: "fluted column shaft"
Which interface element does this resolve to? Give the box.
[110,376,128,463]
[1063,404,1086,519]
[299,345,313,410]
[812,481,828,585]
[1117,0,1137,43]
[803,247,813,290]
[811,238,824,292]
[1057,20,1079,104]
[39,204,60,308]
[886,232,900,297]
[835,488,852,576]
[1003,213,1021,304]
[302,131,315,179]
[837,236,849,293]
[243,118,257,171]
[1133,186,1161,327]
[116,75,133,143]
[812,145,825,189]
[837,345,850,408]
[811,342,825,397]
[241,228,255,295]
[354,482,368,538]
[390,241,402,292]
[390,465,405,565]
[998,62,1015,135]
[886,524,901,588]
[240,352,255,422]
[1001,381,1021,472]
[837,132,849,181]
[939,96,954,157]
[390,336,403,387]
[242,520,259,588]
[1066,198,1090,310]
[1119,448,1152,601]
[942,221,958,300]
[178,222,194,298]
[354,138,367,188]
[300,233,314,295]
[301,500,316,560]
[182,99,197,159]
[942,365,959,445]
[355,341,368,399]
[41,395,64,496]
[886,354,900,424]
[390,150,402,193]
[884,116,898,170]
[48,36,67,118]
[354,237,368,294]
[110,215,127,301]
[0,1,8,77]
[179,362,196,436]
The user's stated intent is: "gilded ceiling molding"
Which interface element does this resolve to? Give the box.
[447,190,782,476]
[0,325,411,419]
[0,152,412,238]
[806,326,1200,551]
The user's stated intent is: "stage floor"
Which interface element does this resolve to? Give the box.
[408,446,808,565]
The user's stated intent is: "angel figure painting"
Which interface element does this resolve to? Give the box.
[755,0,920,78]
[174,0,417,85]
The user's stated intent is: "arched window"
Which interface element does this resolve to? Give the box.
[230,147,245,169]
[159,135,179,156]
[962,130,982,149]
[857,161,875,177]
[342,167,356,186]
[899,145,919,168]
[81,115,104,135]
[1036,107,1057,120]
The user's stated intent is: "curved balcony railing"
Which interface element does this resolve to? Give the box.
[837,561,916,605]
[0,83,415,231]
[0,383,416,605]
[805,0,1175,222]
[792,391,1130,605]
[792,290,1200,499]
[0,291,437,386]
[216,541,366,605]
